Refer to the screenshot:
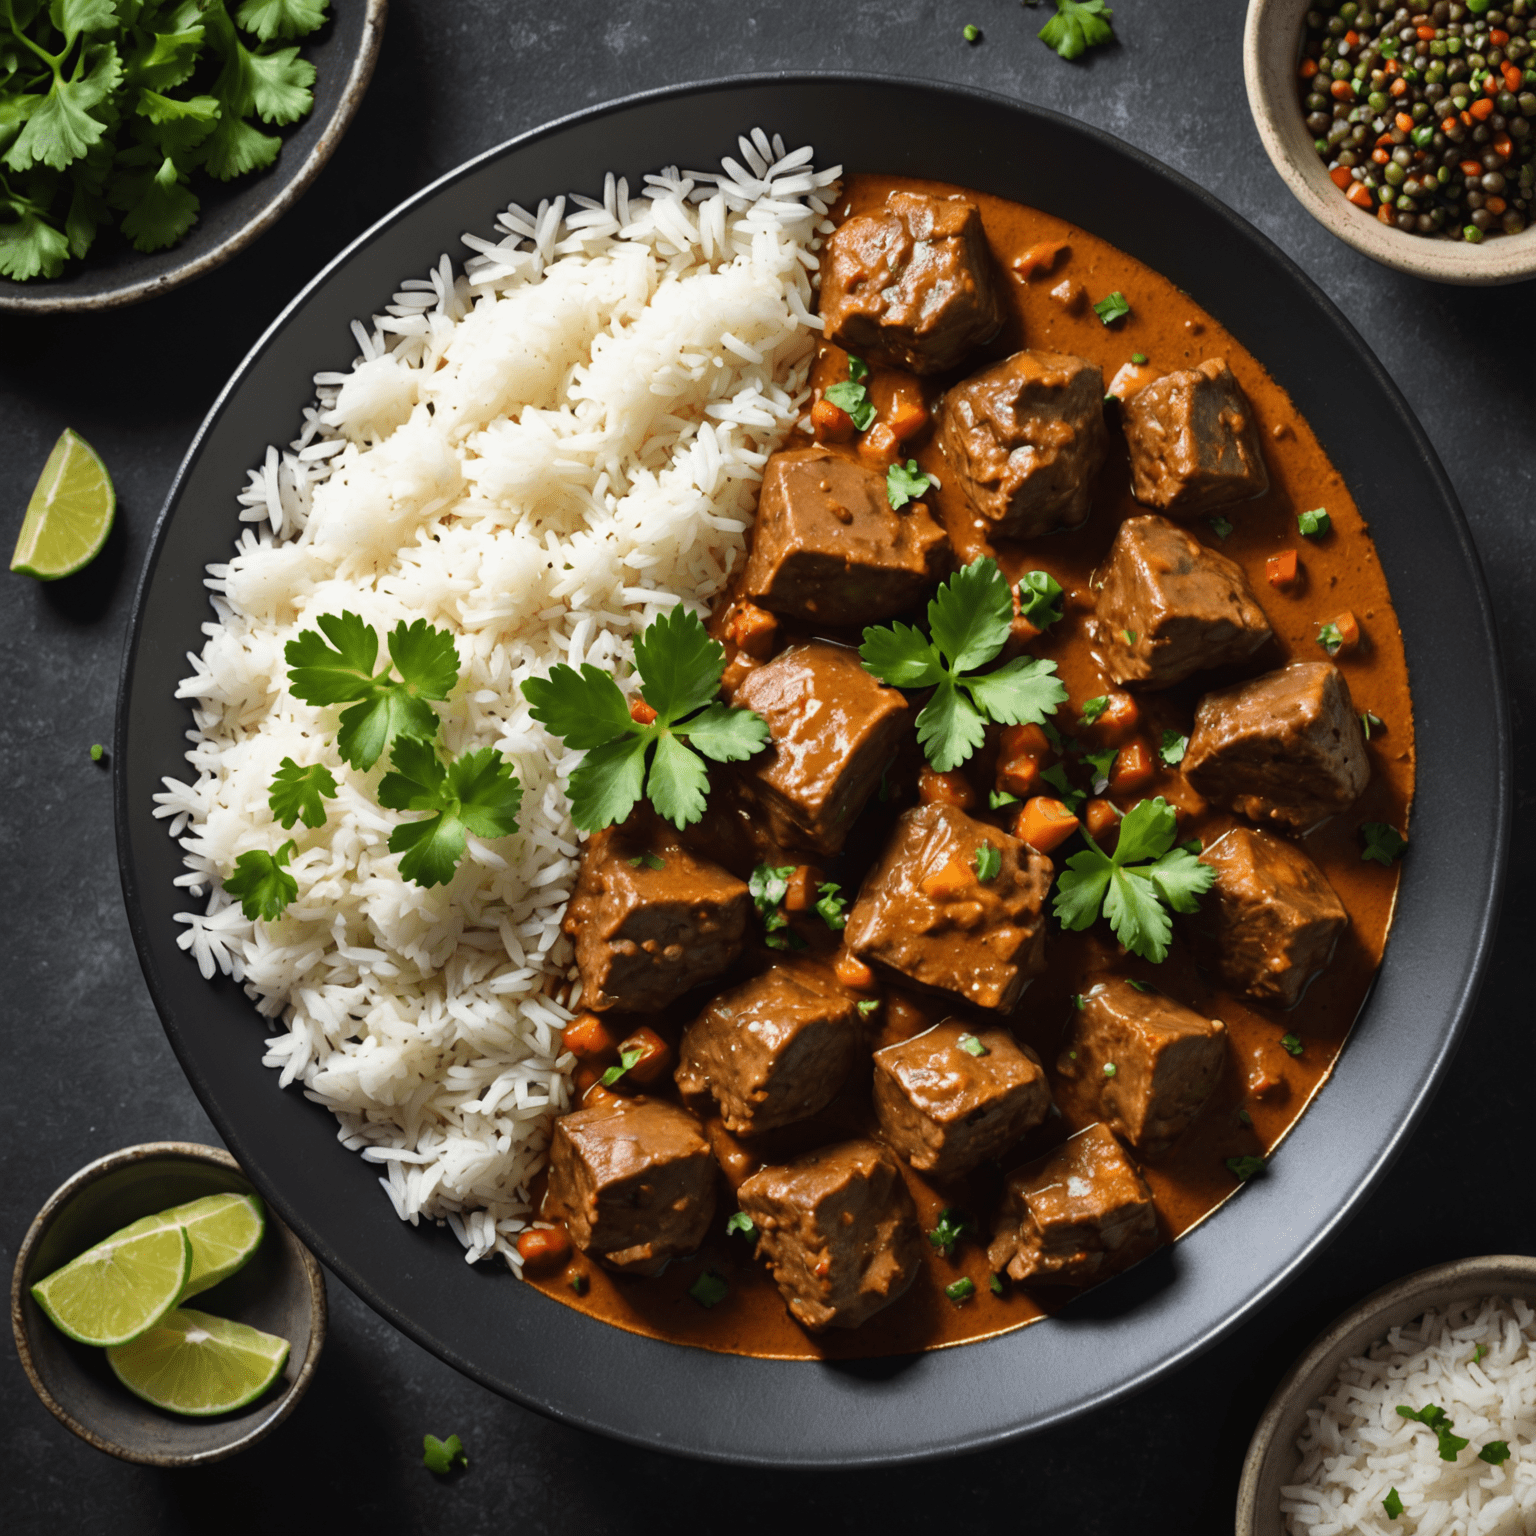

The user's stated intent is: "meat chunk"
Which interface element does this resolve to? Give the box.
[819,191,1004,375]
[675,960,864,1135]
[738,447,950,626]
[1182,662,1370,831]
[987,1123,1160,1287]
[544,1098,716,1276]
[844,803,1053,1012]
[733,642,908,855]
[1121,357,1270,515]
[938,350,1109,539]
[1091,514,1272,689]
[1188,826,1348,1009]
[872,1018,1051,1178]
[1055,979,1228,1157]
[563,821,751,1013]
[737,1140,924,1331]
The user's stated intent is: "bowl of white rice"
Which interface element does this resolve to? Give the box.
[1238,1256,1536,1536]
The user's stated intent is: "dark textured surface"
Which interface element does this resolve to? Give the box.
[0,2,1529,1531]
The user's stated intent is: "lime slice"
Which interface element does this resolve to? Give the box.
[163,1193,267,1298]
[107,1308,290,1416]
[30,1223,191,1347]
[10,428,116,580]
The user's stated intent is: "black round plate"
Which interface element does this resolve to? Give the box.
[115,75,1510,1466]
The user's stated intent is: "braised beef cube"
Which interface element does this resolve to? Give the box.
[820,191,1004,375]
[737,1140,924,1331]
[739,448,950,627]
[564,822,750,1013]
[1122,357,1270,515]
[844,803,1053,1012]
[733,642,908,855]
[1189,826,1348,1009]
[938,350,1109,539]
[872,1018,1051,1178]
[986,1123,1160,1287]
[1091,514,1272,689]
[1056,979,1228,1157]
[544,1098,716,1276]
[675,960,864,1135]
[1183,662,1370,832]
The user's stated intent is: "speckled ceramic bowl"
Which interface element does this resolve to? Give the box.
[11,1142,326,1466]
[1236,1254,1536,1535]
[1244,0,1536,283]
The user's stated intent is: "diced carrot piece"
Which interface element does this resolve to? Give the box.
[1389,77,1408,97]
[886,396,928,443]
[1504,63,1523,92]
[1332,79,1356,100]
[919,857,974,900]
[1084,798,1119,843]
[1394,112,1414,132]
[1461,158,1485,177]
[581,1081,625,1110]
[1327,610,1362,654]
[811,397,854,444]
[1371,147,1391,165]
[1330,166,1354,190]
[997,754,1041,798]
[1461,110,1474,126]
[1345,30,1359,46]
[618,1025,672,1085]
[630,697,658,725]
[997,722,1050,798]
[1416,23,1435,39]
[725,601,778,660]
[1442,117,1458,133]
[1109,739,1156,795]
[1484,72,1500,96]
[835,953,876,990]
[1000,723,1050,760]
[1266,549,1299,589]
[1087,691,1140,746]
[1346,182,1374,209]
[1384,58,1400,75]
[1013,797,1080,855]
[783,864,821,912]
[516,1228,572,1270]
[563,1013,620,1063]
[918,765,976,809]
[1492,28,1511,46]
[1470,98,1495,121]
[1494,134,1514,159]
[859,422,899,466]
[1377,202,1396,224]
[1486,195,1508,216]
[1011,239,1069,278]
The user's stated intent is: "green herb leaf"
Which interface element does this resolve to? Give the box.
[1237,1108,1252,1127]
[268,757,337,830]
[600,1044,644,1087]
[1159,730,1188,767]
[1016,569,1064,628]
[0,200,70,281]
[815,881,847,931]
[848,355,869,382]
[1360,710,1383,740]
[1397,1404,1470,1462]
[989,1272,1004,1295]
[1130,352,1148,365]
[379,739,523,888]
[224,839,298,922]
[1040,764,1085,814]
[520,663,634,750]
[1472,1343,1487,1364]
[568,1272,588,1295]
[750,863,795,926]
[422,1432,468,1475]
[688,1269,729,1308]
[725,1211,756,1240]
[930,556,1014,671]
[1361,822,1407,867]
[1079,696,1108,727]
[1383,1488,1403,1521]
[1316,622,1344,657]
[1103,1061,1117,1077]
[1038,0,1115,60]
[1085,747,1117,792]
[973,842,1001,881]
[235,0,331,42]
[628,851,665,870]
[1092,289,1131,325]
[886,458,931,510]
[928,1208,968,1258]
[958,1033,988,1057]
[1479,1440,1511,1465]
[1298,507,1332,538]
[856,998,880,1017]
[1280,1033,1303,1058]
[1208,515,1234,540]
[945,1276,976,1304]
[989,788,1019,810]
[824,379,875,431]
[1225,1154,1266,1181]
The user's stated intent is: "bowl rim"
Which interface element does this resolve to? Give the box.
[1243,0,1536,285]
[10,1140,329,1467]
[0,0,388,315]
[1235,1253,1536,1534]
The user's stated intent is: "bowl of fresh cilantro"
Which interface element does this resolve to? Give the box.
[0,0,386,312]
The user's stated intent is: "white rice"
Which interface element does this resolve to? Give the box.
[1282,1296,1536,1535]
[153,130,841,1272]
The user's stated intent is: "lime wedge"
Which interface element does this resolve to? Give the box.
[10,428,115,580]
[107,1308,290,1416]
[163,1193,267,1298]
[30,1223,191,1347]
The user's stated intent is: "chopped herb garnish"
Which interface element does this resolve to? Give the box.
[1360,711,1384,740]
[944,1277,976,1304]
[286,612,460,772]
[815,882,848,931]
[1017,569,1065,629]
[1053,797,1214,963]
[89,743,104,761]
[989,1272,1005,1296]
[1280,1033,1304,1058]
[1041,761,1086,814]
[1208,515,1234,540]
[568,1272,588,1295]
[628,852,666,870]
[824,355,876,431]
[928,1208,968,1257]
[974,842,1002,881]
[958,1033,989,1057]
[269,758,338,831]
[422,1433,468,1475]
[1130,352,1148,365]
[1472,1343,1488,1365]
[1123,629,1138,645]
[378,740,523,888]
[1297,508,1332,538]
[1383,1488,1403,1521]
[1127,978,1151,992]
[849,355,869,382]
[1071,993,1084,1010]
[1479,1440,1511,1465]
[725,1211,757,1241]
[688,1270,729,1309]
[1085,747,1117,793]
[856,998,880,1018]
[1397,1404,1470,1462]
[859,558,1067,772]
[887,458,932,511]
[1180,837,1202,854]
[750,862,800,948]
[1159,730,1188,767]
[1361,822,1408,867]
[1092,289,1131,325]
[1226,1154,1266,1181]
[1316,621,1345,657]
[1103,1062,1117,1077]
[224,840,299,923]
[600,1044,645,1088]
[989,788,1020,809]
[524,606,768,831]
[1237,1108,1252,1127]
[1038,0,1115,59]
[1079,696,1109,727]
[963,23,980,42]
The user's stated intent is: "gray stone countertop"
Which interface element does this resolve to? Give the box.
[2,3,1531,1532]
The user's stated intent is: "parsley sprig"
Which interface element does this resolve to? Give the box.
[268,757,336,829]
[1038,0,1114,59]
[1397,1404,1470,1463]
[824,354,875,430]
[523,606,769,831]
[1053,797,1214,962]
[422,1432,468,1475]
[224,839,297,921]
[749,862,803,951]
[859,558,1066,772]
[377,740,523,888]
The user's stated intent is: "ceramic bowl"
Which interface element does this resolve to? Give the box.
[0,1,386,314]
[1244,0,1536,283]
[1236,1254,1536,1534]
[11,1142,327,1466]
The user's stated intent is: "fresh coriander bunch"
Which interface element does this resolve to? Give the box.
[859,557,1068,772]
[0,0,331,281]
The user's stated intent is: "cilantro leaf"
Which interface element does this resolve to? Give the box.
[886,458,931,510]
[1039,0,1115,61]
[929,557,1013,670]
[680,700,770,763]
[857,621,945,689]
[1084,747,1117,792]
[1361,822,1407,866]
[285,610,380,701]
[224,839,298,921]
[1104,866,1171,960]
[1280,1032,1304,1058]
[1041,761,1086,814]
[199,104,278,179]
[1143,844,1211,913]
[1397,1404,1469,1461]
[115,151,198,251]
[243,43,312,125]
[1016,569,1064,628]
[1382,1488,1404,1520]
[520,663,633,750]
[1053,856,1111,930]
[974,842,1001,881]
[1079,696,1108,727]
[0,199,69,278]
[268,757,337,829]
[725,1211,756,1240]
[915,678,989,773]
[1159,729,1188,766]
[600,1044,644,1087]
[633,603,727,721]
[235,0,330,41]
[388,618,462,701]
[969,655,1071,728]
[824,380,875,430]
[421,1432,467,1475]
[749,862,795,940]
[928,1208,967,1258]
[124,27,207,92]
[5,42,122,172]
[815,881,847,930]
[1298,508,1331,538]
[1479,1440,1511,1465]
[566,735,648,832]
[379,740,522,887]
[646,730,709,828]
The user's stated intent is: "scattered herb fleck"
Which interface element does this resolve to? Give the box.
[815,881,848,931]
[1127,978,1151,993]
[1130,352,1148,365]
[958,1033,989,1057]
[1159,730,1188,767]
[600,1044,645,1088]
[928,1208,968,1258]
[1085,747,1117,793]
[1361,822,1408,867]
[628,851,666,870]
[1472,1343,1488,1365]
[1479,1440,1511,1465]
[269,758,338,830]
[422,1433,468,1475]
[1123,628,1137,645]
[825,355,876,431]
[1226,1154,1266,1181]
[750,862,801,949]
[945,1276,976,1304]
[1383,1487,1404,1521]
[688,1270,729,1309]
[1237,1108,1253,1127]
[725,1211,757,1241]
[856,998,880,1018]
[89,742,104,761]
[1092,289,1132,325]
[1360,711,1384,740]
[1317,621,1345,657]
[1103,1062,1117,1077]
[1016,569,1065,629]
[1079,696,1109,727]
[1038,0,1115,59]
[224,839,298,922]
[1397,1404,1470,1462]
[568,1272,588,1295]
[1280,1033,1304,1058]
[989,788,1020,809]
[1298,508,1332,538]
[974,842,1002,881]
[963,22,980,42]
[886,458,932,511]
[1208,515,1234,540]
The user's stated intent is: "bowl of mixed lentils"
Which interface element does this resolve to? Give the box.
[1246,0,1536,282]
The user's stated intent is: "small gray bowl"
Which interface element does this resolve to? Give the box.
[1244,0,1536,283]
[10,1142,326,1466]
[1236,1254,1536,1535]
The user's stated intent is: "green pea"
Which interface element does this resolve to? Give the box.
[1369,90,1390,109]
[1464,221,1487,239]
